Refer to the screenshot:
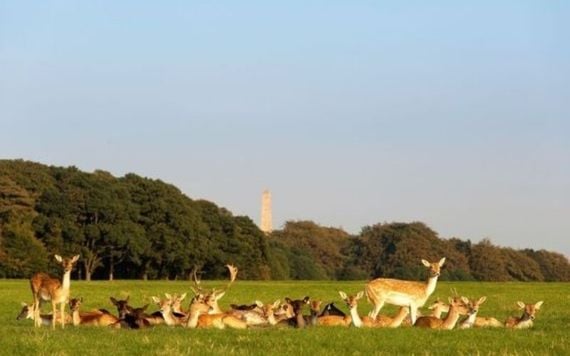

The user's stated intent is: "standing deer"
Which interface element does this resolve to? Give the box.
[29,254,80,329]
[505,301,543,329]
[365,257,445,324]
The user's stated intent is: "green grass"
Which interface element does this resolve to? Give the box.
[0,280,568,355]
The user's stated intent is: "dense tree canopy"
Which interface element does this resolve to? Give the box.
[1,159,569,281]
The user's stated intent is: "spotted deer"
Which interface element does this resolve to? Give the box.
[505,301,543,329]
[365,257,445,324]
[414,296,471,329]
[339,291,409,328]
[16,302,69,327]
[68,298,119,327]
[29,254,80,329]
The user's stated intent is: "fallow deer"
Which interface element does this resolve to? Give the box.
[110,296,162,327]
[429,298,503,328]
[414,296,471,329]
[339,291,408,328]
[184,298,248,329]
[151,294,185,326]
[458,296,487,329]
[16,302,69,327]
[68,298,119,327]
[319,302,346,317]
[365,257,445,324]
[29,254,80,329]
[505,301,543,329]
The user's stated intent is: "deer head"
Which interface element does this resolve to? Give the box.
[421,257,446,277]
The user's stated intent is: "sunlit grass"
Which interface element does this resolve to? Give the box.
[0,280,567,355]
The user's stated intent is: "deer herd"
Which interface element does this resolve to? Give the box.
[17,255,544,331]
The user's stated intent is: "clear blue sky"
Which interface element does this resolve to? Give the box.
[1,1,569,256]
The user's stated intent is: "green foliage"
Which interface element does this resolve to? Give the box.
[1,159,569,282]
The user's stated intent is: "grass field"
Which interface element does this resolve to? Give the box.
[0,279,568,355]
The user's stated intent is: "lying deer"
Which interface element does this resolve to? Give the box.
[339,291,409,328]
[505,301,543,329]
[151,294,185,326]
[184,298,248,329]
[414,296,471,329]
[68,298,119,327]
[16,302,69,327]
[30,254,80,329]
[428,298,503,328]
[365,257,446,324]
[110,296,162,328]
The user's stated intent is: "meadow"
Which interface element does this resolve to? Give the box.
[0,279,568,355]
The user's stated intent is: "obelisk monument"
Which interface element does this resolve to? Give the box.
[260,189,272,234]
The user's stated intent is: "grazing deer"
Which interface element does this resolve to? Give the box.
[505,301,543,329]
[414,296,471,329]
[68,298,119,327]
[29,254,80,329]
[151,294,185,326]
[16,302,69,327]
[365,257,445,324]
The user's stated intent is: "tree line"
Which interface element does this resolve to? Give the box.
[1,159,569,281]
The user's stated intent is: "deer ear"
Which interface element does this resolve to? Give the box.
[448,297,454,304]
[54,255,63,263]
[141,304,149,311]
[125,295,130,302]
[215,291,226,300]
[356,291,364,300]
[164,293,172,300]
[273,300,281,308]
[421,259,431,267]
[438,257,446,267]
[460,296,469,305]
[179,293,187,301]
[254,300,263,307]
[285,297,292,304]
[478,296,487,305]
[516,301,526,309]
[535,301,543,309]
[110,297,118,305]
[21,302,27,307]
[71,255,80,263]
[151,296,160,304]
[303,296,310,304]
[338,291,347,300]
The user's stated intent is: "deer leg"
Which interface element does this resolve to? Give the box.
[368,301,384,319]
[51,301,57,329]
[409,303,417,325]
[60,302,65,329]
[33,297,40,327]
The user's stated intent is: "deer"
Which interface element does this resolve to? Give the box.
[428,297,503,328]
[192,264,239,315]
[319,302,346,317]
[458,296,487,329]
[29,254,80,329]
[414,296,471,329]
[170,293,189,317]
[68,298,119,327]
[16,302,69,327]
[256,298,308,328]
[184,298,248,329]
[151,294,185,326]
[504,301,543,329]
[339,291,409,328]
[365,257,445,324]
[110,296,163,327]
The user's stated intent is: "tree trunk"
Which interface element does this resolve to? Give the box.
[109,255,114,281]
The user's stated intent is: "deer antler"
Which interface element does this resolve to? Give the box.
[226,264,238,288]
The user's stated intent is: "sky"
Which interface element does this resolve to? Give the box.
[1,1,569,256]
